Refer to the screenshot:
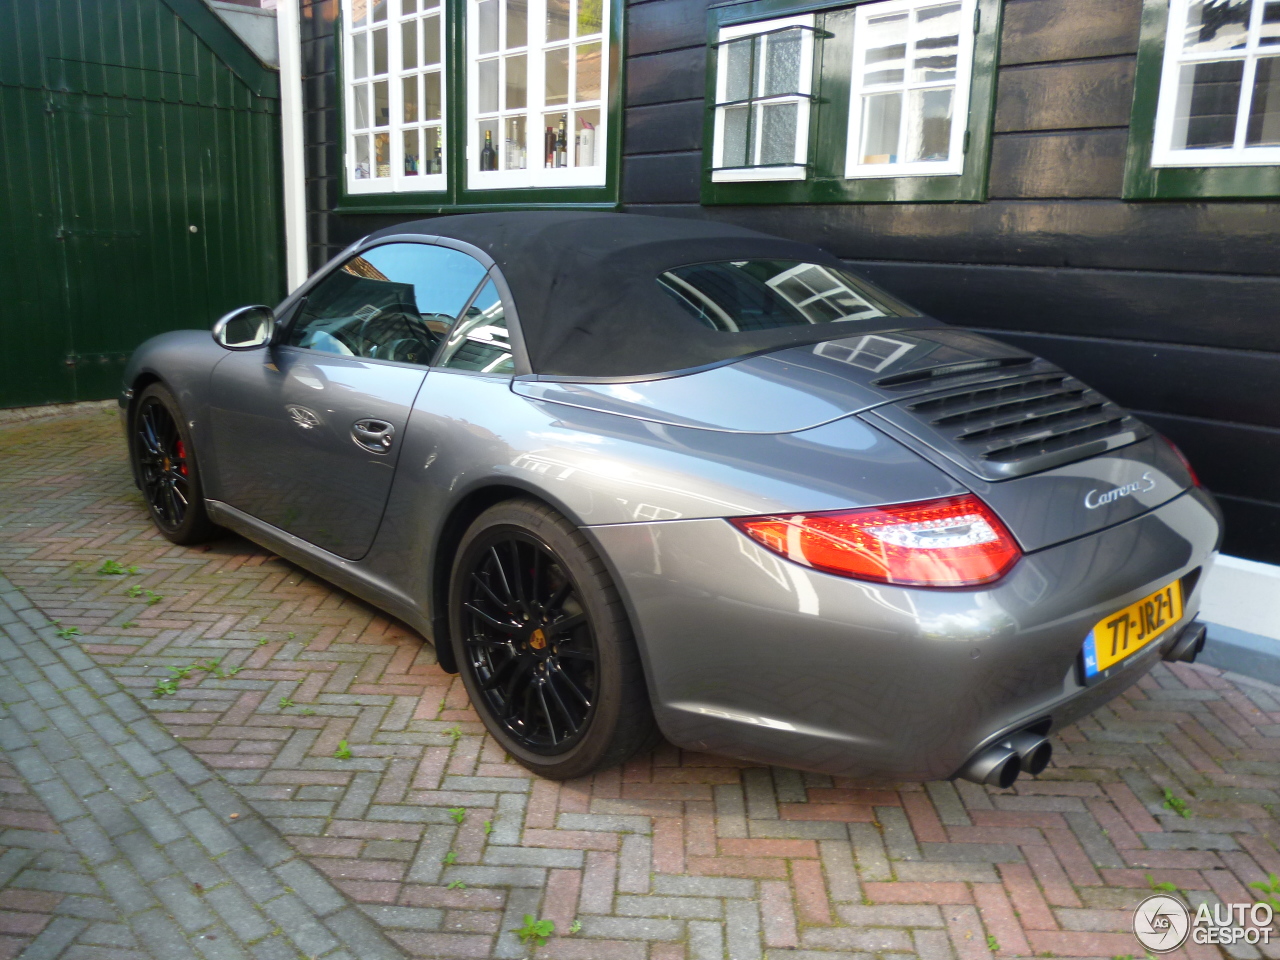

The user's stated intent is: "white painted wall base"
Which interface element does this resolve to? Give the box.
[1201,554,1280,642]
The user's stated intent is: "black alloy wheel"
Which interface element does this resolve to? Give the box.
[130,383,217,545]
[461,535,597,751]
[449,499,658,779]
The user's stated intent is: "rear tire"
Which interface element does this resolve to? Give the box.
[129,383,218,545]
[448,498,658,779]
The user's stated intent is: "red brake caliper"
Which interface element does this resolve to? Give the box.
[176,440,188,475]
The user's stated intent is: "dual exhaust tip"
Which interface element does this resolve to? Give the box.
[959,621,1209,789]
[959,731,1052,789]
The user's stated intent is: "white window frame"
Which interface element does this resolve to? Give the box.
[1152,0,1280,167]
[843,0,977,180]
[466,0,610,190]
[342,0,449,194]
[711,14,815,183]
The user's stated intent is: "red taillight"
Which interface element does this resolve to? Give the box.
[729,494,1022,588]
[1159,434,1201,487]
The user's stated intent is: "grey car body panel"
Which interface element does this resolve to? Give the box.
[349,368,970,608]
[589,488,1219,780]
[207,346,426,560]
[120,216,1222,781]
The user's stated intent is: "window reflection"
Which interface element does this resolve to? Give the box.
[658,260,904,333]
[437,281,516,373]
[288,243,488,367]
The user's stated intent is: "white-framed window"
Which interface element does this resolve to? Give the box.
[343,0,448,193]
[844,0,977,179]
[1152,0,1280,167]
[711,15,816,182]
[466,0,608,189]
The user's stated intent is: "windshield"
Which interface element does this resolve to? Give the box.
[658,260,908,332]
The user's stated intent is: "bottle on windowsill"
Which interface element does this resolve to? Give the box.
[544,126,555,168]
[431,145,442,174]
[480,130,497,171]
[577,118,595,167]
[555,118,568,167]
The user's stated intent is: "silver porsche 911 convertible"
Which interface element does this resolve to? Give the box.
[120,212,1220,786]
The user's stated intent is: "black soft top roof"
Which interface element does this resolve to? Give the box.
[368,211,906,379]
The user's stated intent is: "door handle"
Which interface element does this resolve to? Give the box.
[352,418,394,454]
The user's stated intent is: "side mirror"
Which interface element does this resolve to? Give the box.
[212,305,275,350]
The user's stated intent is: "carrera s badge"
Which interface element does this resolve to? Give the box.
[1084,471,1157,510]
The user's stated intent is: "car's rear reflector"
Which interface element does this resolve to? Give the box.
[729,494,1022,588]
[1158,433,1201,487]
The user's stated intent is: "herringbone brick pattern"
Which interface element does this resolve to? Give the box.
[2,408,1278,960]
[0,754,140,960]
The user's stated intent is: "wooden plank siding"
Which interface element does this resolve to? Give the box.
[298,0,1280,561]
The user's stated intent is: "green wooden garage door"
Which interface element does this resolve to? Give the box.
[0,0,284,408]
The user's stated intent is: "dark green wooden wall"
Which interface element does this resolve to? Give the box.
[0,0,285,408]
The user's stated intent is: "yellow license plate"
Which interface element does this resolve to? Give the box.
[1082,580,1183,679]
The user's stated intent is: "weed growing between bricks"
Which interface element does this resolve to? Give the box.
[4,408,1280,960]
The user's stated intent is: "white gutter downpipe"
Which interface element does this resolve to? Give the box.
[277,0,308,292]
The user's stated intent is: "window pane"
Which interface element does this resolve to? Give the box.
[906,86,953,161]
[352,0,368,28]
[479,58,499,113]
[353,32,368,79]
[759,101,798,164]
[404,0,417,12]
[373,27,388,74]
[506,54,527,108]
[403,75,419,122]
[865,12,908,71]
[353,83,370,128]
[547,0,569,42]
[507,0,528,47]
[374,79,389,125]
[544,113,569,165]
[404,128,420,174]
[912,2,959,82]
[575,41,601,100]
[372,0,388,22]
[578,0,603,36]
[722,104,751,166]
[355,135,370,177]
[439,281,515,373]
[724,38,753,102]
[425,71,442,119]
[575,108,599,165]
[1172,59,1244,148]
[1247,57,1280,145]
[505,115,528,168]
[374,131,390,176]
[860,91,902,163]
[478,0,498,54]
[402,20,418,68]
[762,28,802,96]
[290,244,489,365]
[1264,1,1280,46]
[424,14,441,63]
[545,46,569,105]
[1182,0,1250,53]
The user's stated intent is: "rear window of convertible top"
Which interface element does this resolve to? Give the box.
[658,260,909,333]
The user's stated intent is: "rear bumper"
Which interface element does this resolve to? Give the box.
[588,487,1221,780]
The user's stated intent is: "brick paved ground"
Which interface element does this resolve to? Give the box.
[3,407,1280,960]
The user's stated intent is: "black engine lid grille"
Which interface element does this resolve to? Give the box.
[863,367,1148,480]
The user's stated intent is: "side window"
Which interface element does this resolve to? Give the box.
[288,242,488,365]
[435,280,515,373]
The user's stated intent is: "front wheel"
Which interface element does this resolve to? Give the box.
[448,499,658,779]
[130,383,218,545]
